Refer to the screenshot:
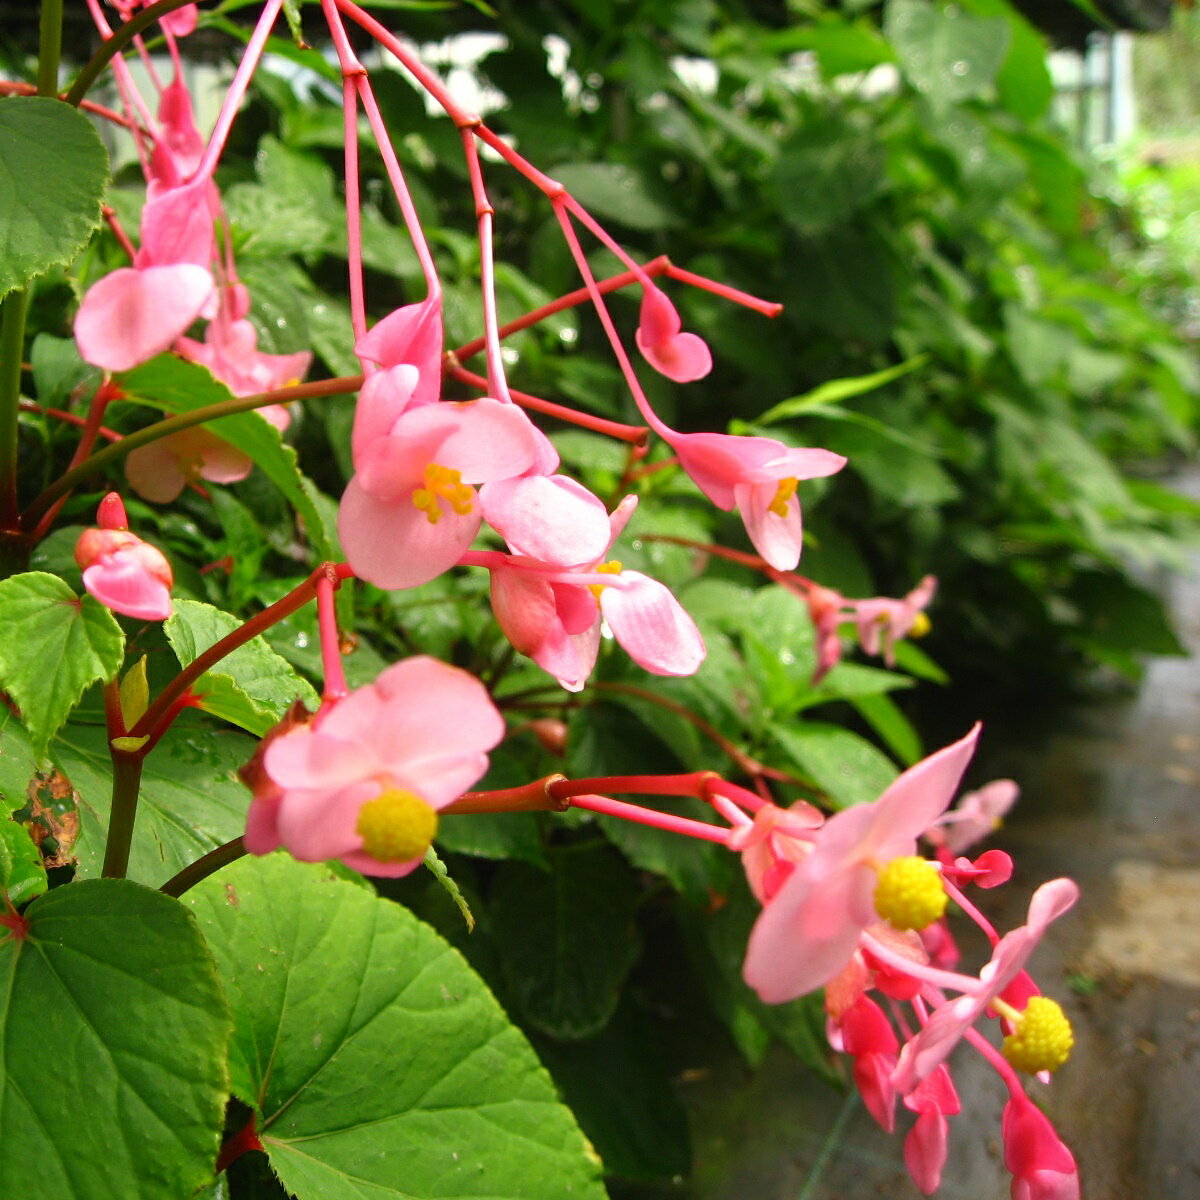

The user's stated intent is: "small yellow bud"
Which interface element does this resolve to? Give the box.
[1001,996,1074,1075]
[768,477,798,518]
[873,855,947,931]
[356,789,438,863]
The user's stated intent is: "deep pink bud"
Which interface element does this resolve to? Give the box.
[1002,1091,1079,1200]
[97,492,129,531]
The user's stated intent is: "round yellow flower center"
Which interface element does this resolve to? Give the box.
[412,463,474,524]
[768,476,798,518]
[356,788,439,863]
[909,612,932,638]
[873,855,947,930]
[588,559,623,601]
[1001,996,1074,1075]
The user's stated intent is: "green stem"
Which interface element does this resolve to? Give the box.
[101,749,146,878]
[65,0,201,107]
[37,0,64,97]
[0,289,30,532]
[19,375,361,532]
[160,837,246,898]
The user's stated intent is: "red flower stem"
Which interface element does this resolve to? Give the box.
[551,200,671,439]
[460,128,511,403]
[663,263,783,318]
[215,1113,264,1175]
[67,0,201,106]
[641,533,821,594]
[103,676,126,739]
[333,0,476,128]
[315,573,349,702]
[192,0,284,184]
[448,365,647,444]
[452,257,672,364]
[443,775,570,815]
[549,771,717,801]
[567,793,733,844]
[102,205,138,261]
[705,777,769,817]
[321,1,369,344]
[160,836,247,899]
[101,747,146,878]
[130,563,354,743]
[30,381,120,541]
[940,876,1001,948]
[20,374,364,532]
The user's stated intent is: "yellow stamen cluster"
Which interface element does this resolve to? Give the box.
[909,612,932,638]
[356,788,438,863]
[768,476,799,518]
[1001,997,1074,1075]
[588,559,623,601]
[873,855,948,931]
[412,463,474,524]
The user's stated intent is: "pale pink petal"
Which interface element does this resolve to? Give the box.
[263,726,376,791]
[490,570,598,690]
[74,264,214,372]
[599,571,705,677]
[82,556,172,620]
[355,296,444,406]
[635,287,712,383]
[411,398,540,483]
[124,441,188,503]
[351,365,421,462]
[735,479,803,571]
[136,178,214,268]
[274,777,379,863]
[243,791,283,855]
[158,3,198,36]
[338,477,482,590]
[480,474,611,566]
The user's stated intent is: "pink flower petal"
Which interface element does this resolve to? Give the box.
[480,474,611,566]
[351,365,421,462]
[599,571,705,677]
[355,296,444,405]
[734,478,803,571]
[635,287,712,383]
[74,264,214,372]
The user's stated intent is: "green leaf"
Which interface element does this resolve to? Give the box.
[550,163,682,231]
[0,879,231,1200]
[490,845,641,1040]
[885,0,1010,107]
[851,692,923,766]
[0,573,124,755]
[963,0,1053,120]
[0,819,46,905]
[186,855,606,1199]
[757,355,928,424]
[164,599,318,736]
[117,355,336,562]
[53,720,253,887]
[771,722,898,809]
[0,96,109,297]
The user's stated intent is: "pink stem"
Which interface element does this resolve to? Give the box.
[860,930,983,994]
[460,128,510,403]
[192,0,284,184]
[940,876,1001,948]
[550,200,672,439]
[567,793,732,844]
[315,573,349,701]
[449,365,647,444]
[705,777,769,814]
[665,263,782,318]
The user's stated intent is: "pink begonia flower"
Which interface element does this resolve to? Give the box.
[635,285,712,383]
[355,295,444,406]
[75,176,218,372]
[1002,1090,1080,1200]
[341,397,542,590]
[852,575,937,666]
[74,493,173,620]
[178,315,311,402]
[727,799,823,904]
[902,1066,960,1196]
[480,473,612,568]
[486,496,705,690]
[247,656,504,876]
[806,583,847,684]
[930,779,1019,857]
[665,430,846,571]
[840,995,900,1132]
[111,0,198,37]
[742,724,980,1004]
[124,424,262,504]
[890,878,1080,1094]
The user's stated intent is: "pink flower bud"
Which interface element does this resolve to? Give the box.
[75,523,174,622]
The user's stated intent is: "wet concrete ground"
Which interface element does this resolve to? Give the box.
[678,534,1200,1197]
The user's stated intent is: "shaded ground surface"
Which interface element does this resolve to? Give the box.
[668,522,1200,1199]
